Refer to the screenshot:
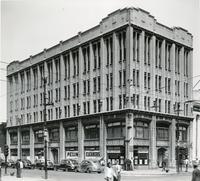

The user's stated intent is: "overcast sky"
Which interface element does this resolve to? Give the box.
[0,0,200,123]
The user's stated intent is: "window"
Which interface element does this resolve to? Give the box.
[106,74,109,90]
[33,68,38,90]
[110,97,113,110]
[85,125,99,139]
[157,127,169,140]
[21,131,30,144]
[144,72,147,89]
[123,70,126,86]
[64,53,70,79]
[83,102,86,114]
[93,77,97,93]
[93,100,97,113]
[34,130,43,143]
[98,76,101,92]
[144,34,151,65]
[119,95,122,109]
[178,126,187,142]
[10,132,18,145]
[87,79,90,95]
[134,121,149,139]
[136,70,139,87]
[65,127,78,141]
[119,71,122,87]
[107,122,125,138]
[87,101,90,114]
[175,46,180,74]
[83,80,86,95]
[148,73,150,90]
[110,73,113,89]
[55,57,60,82]
[106,97,109,111]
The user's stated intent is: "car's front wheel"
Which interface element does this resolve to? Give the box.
[86,168,91,173]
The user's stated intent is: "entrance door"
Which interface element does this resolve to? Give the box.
[157,148,166,167]
[51,148,58,164]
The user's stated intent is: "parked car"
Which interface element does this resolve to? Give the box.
[22,159,35,169]
[55,159,78,172]
[77,159,102,173]
[35,160,54,170]
[7,159,16,168]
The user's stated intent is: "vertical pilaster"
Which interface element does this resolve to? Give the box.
[149,115,157,168]
[6,130,11,159]
[171,44,176,112]
[139,31,145,110]
[100,37,106,112]
[113,32,118,110]
[151,36,156,101]
[78,119,84,162]
[59,121,65,161]
[17,127,21,159]
[170,119,176,167]
[188,121,193,161]
[125,113,134,169]
[30,126,34,163]
[100,115,107,161]
[197,115,200,160]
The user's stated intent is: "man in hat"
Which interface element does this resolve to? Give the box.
[191,162,200,181]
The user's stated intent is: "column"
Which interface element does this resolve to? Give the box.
[170,119,176,167]
[6,130,11,159]
[59,121,65,162]
[60,52,65,119]
[197,115,200,160]
[139,31,145,109]
[125,113,134,169]
[99,115,107,161]
[100,37,106,112]
[149,115,157,168]
[78,119,84,162]
[113,32,118,110]
[30,126,34,163]
[151,36,156,101]
[192,117,197,160]
[188,120,193,161]
[17,127,21,159]
[171,43,176,112]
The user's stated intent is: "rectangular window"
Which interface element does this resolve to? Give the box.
[136,70,139,87]
[87,79,90,95]
[93,77,96,93]
[93,100,97,113]
[119,71,122,87]
[123,70,126,86]
[110,73,113,90]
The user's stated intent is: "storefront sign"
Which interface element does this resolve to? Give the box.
[107,150,121,153]
[66,151,78,159]
[85,151,101,159]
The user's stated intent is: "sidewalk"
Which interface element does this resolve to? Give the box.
[1,175,54,181]
[121,167,192,176]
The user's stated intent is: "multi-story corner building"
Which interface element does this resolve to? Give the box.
[6,7,193,169]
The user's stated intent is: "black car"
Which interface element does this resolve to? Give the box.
[55,159,78,172]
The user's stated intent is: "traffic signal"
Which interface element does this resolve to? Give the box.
[4,145,9,156]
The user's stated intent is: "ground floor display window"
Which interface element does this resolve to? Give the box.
[34,148,44,161]
[10,149,17,160]
[107,146,125,165]
[22,149,30,159]
[134,146,149,165]
[85,147,100,160]
[65,147,78,159]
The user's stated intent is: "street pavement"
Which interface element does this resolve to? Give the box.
[0,168,192,181]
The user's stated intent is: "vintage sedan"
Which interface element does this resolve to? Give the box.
[77,159,102,173]
[55,159,78,172]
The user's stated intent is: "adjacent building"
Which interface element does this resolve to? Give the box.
[0,122,7,158]
[6,7,193,169]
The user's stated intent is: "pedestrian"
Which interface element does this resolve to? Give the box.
[113,160,122,181]
[185,157,189,172]
[162,160,166,171]
[104,162,116,181]
[191,163,200,181]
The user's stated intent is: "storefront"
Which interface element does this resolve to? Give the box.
[84,147,100,160]
[65,147,78,160]
[107,146,125,165]
[22,149,30,160]
[133,146,149,166]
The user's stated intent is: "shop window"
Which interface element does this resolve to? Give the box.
[134,146,149,165]
[134,121,149,139]
[178,126,187,142]
[34,130,44,143]
[84,125,99,140]
[49,128,59,142]
[65,127,78,141]
[10,132,18,145]
[21,131,30,144]
[107,122,125,138]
